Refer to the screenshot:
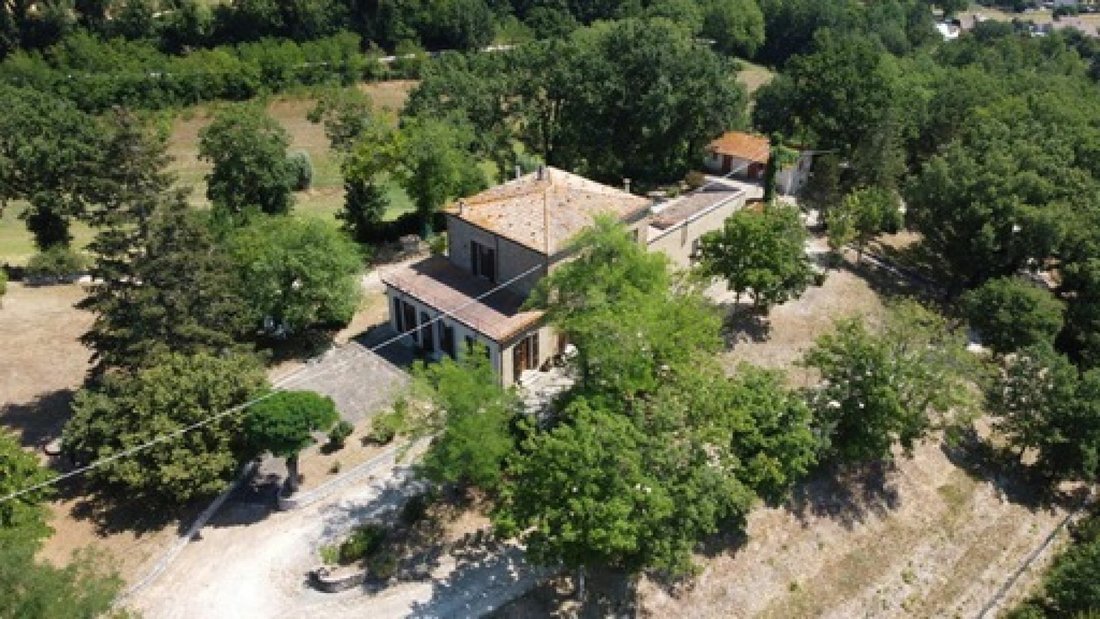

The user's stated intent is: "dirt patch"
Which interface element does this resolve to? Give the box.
[358,79,417,116]
[294,427,395,494]
[715,265,886,387]
[637,433,1068,619]
[0,282,181,583]
[736,60,775,96]
[0,282,92,448]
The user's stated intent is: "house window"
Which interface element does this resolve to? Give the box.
[439,322,456,358]
[512,332,540,383]
[419,311,434,352]
[393,297,403,332]
[470,240,496,282]
[464,335,476,355]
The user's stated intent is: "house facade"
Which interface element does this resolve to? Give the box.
[382,166,650,386]
[704,131,813,196]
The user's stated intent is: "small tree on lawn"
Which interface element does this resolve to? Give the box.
[802,300,977,464]
[245,391,340,493]
[699,204,814,311]
[825,186,901,263]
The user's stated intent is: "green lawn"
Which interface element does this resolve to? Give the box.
[0,203,94,266]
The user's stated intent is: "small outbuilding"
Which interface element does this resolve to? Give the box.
[703,131,813,196]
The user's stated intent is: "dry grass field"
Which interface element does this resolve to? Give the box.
[0,282,180,581]
[736,59,776,96]
[168,80,419,221]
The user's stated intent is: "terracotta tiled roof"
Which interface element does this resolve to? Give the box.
[382,256,543,343]
[707,131,771,164]
[445,167,651,255]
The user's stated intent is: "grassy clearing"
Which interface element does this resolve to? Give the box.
[737,59,776,96]
[0,204,94,266]
[166,81,419,223]
[0,81,418,264]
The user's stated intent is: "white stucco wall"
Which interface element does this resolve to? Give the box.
[647,195,745,269]
[445,215,547,296]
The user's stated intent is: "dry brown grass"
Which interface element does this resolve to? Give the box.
[737,60,776,96]
[359,79,419,116]
[167,80,417,218]
[639,431,1067,619]
[0,282,180,582]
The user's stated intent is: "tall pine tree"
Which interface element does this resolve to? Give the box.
[79,110,249,376]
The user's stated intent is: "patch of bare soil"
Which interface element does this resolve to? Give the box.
[0,283,91,447]
[295,426,394,494]
[0,282,180,582]
[715,263,886,387]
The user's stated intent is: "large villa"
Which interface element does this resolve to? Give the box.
[382,165,751,385]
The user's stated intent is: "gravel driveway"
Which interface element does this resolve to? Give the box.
[124,447,546,618]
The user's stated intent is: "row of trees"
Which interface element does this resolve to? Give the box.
[1,31,363,112]
[757,19,1100,352]
[0,0,839,61]
[402,18,746,188]
[405,221,978,582]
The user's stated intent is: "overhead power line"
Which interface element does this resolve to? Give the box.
[1,152,777,506]
[0,261,545,506]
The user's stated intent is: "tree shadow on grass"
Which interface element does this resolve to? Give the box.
[938,427,1083,513]
[0,388,75,449]
[59,478,201,538]
[718,304,771,349]
[786,460,902,530]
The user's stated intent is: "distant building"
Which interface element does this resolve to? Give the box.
[936,21,962,39]
[703,131,813,196]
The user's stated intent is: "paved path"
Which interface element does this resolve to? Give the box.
[282,335,412,426]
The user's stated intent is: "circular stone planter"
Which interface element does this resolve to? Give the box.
[309,565,367,593]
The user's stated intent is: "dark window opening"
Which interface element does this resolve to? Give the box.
[440,322,455,358]
[401,301,417,337]
[470,240,496,282]
[512,333,539,383]
[420,311,434,352]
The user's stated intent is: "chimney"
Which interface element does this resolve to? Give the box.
[515,164,522,180]
[537,164,545,181]
[623,178,631,194]
[458,199,466,215]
